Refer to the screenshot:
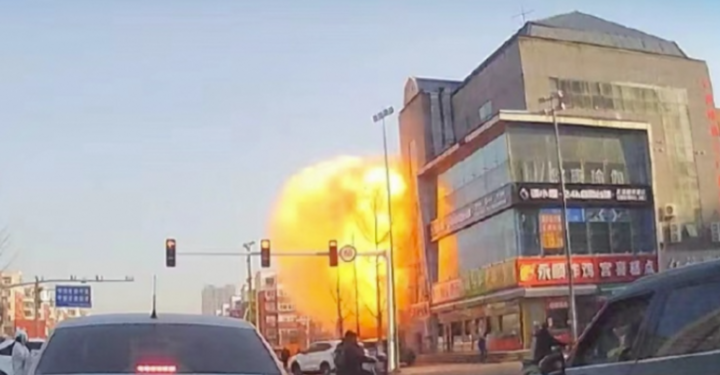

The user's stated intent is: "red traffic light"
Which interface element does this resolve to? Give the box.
[165,238,176,268]
[260,239,271,268]
[328,240,338,267]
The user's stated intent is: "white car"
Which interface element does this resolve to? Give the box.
[0,337,45,375]
[288,340,377,375]
[29,313,287,375]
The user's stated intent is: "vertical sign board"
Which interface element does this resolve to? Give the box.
[55,285,92,308]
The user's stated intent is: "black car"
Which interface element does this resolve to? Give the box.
[536,258,720,375]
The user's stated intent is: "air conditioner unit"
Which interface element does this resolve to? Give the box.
[661,204,677,220]
[669,223,683,243]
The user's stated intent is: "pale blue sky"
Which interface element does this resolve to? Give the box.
[0,1,717,313]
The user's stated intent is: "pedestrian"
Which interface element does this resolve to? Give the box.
[532,322,565,364]
[280,347,291,370]
[477,328,488,363]
[12,329,29,375]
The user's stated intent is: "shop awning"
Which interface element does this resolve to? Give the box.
[431,285,599,313]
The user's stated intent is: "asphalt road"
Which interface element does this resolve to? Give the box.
[401,362,521,375]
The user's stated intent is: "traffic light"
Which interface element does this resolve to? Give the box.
[329,240,338,267]
[165,238,176,268]
[260,239,271,268]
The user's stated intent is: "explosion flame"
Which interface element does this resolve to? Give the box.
[268,156,417,338]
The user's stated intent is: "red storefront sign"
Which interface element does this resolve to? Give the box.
[517,254,657,286]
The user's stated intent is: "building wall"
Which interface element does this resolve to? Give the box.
[451,39,527,140]
[518,36,719,251]
[201,284,236,316]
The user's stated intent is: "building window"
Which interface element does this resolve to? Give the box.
[508,124,651,186]
[437,134,510,215]
[517,207,654,255]
[478,101,493,123]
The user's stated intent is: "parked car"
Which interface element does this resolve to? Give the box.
[534,258,720,375]
[0,337,45,375]
[288,340,377,375]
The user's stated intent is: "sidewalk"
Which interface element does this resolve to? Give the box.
[414,349,528,365]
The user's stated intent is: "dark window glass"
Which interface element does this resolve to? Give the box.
[572,294,651,367]
[589,222,611,254]
[27,341,43,351]
[631,209,655,253]
[647,280,720,357]
[548,308,569,329]
[610,222,632,254]
[518,210,541,256]
[569,222,589,254]
[36,324,281,375]
[0,341,13,355]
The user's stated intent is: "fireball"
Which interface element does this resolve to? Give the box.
[268,156,417,338]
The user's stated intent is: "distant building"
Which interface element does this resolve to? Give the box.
[399,11,718,353]
[254,271,313,351]
[201,284,237,316]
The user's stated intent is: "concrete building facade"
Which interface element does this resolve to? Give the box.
[201,284,237,316]
[399,11,718,353]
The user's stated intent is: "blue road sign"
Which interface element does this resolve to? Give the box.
[55,285,92,308]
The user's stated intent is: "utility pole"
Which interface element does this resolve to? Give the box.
[541,90,579,343]
[243,241,255,325]
[336,267,343,338]
[351,234,361,336]
[33,277,41,337]
[373,195,383,342]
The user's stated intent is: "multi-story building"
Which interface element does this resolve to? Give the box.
[399,11,718,353]
[201,284,236,316]
[255,271,313,351]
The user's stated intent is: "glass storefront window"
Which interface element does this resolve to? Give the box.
[436,134,510,214]
[437,209,519,276]
[507,124,651,186]
[516,207,655,255]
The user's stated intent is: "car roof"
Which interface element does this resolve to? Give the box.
[610,258,720,301]
[54,313,255,330]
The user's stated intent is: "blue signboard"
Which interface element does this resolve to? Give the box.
[55,285,92,308]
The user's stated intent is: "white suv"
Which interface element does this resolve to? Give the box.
[289,340,376,375]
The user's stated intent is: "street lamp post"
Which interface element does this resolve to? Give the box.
[372,106,399,372]
[540,91,579,342]
[243,241,255,325]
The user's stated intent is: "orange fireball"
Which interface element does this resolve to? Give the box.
[268,156,418,337]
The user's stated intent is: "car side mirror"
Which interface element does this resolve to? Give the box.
[539,352,566,375]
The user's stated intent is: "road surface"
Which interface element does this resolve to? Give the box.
[401,362,521,375]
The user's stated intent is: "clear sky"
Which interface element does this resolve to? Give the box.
[0,0,717,314]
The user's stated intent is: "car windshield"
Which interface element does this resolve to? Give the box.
[27,341,43,351]
[35,323,281,375]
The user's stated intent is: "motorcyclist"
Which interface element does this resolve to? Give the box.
[12,329,30,375]
[334,330,372,375]
[532,322,565,364]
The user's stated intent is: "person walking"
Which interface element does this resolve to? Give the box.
[11,329,30,375]
[477,328,488,363]
[280,347,291,370]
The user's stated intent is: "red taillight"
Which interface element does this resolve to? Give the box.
[136,365,177,373]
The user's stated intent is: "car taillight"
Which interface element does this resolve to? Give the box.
[136,365,177,373]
